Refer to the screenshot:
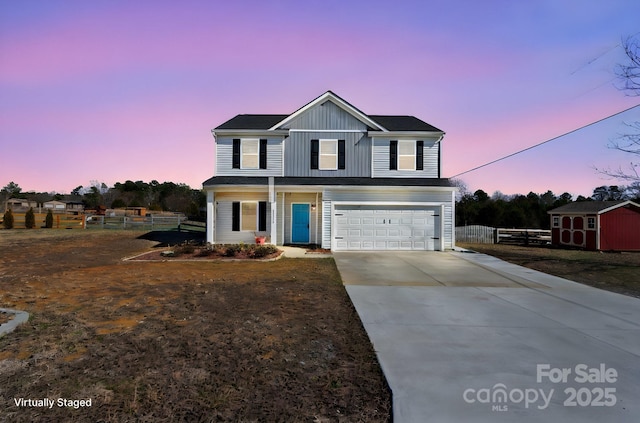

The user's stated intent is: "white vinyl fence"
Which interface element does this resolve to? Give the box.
[456,225,496,244]
[456,226,551,245]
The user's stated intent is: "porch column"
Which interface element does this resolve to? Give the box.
[269,177,277,245]
[206,190,215,244]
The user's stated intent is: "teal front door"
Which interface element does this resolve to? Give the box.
[291,204,310,243]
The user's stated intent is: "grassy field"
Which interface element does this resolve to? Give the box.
[457,243,640,298]
[0,230,390,422]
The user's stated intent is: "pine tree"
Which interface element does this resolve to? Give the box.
[45,209,54,228]
[3,209,14,229]
[25,207,36,229]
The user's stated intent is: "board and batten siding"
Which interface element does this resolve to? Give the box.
[214,192,270,244]
[216,137,283,176]
[372,138,439,178]
[283,101,368,131]
[284,132,371,177]
[322,189,455,249]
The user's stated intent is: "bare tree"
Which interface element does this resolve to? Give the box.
[598,35,640,182]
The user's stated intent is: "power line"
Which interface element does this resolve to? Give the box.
[450,103,640,178]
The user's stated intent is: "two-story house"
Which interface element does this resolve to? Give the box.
[203,91,456,251]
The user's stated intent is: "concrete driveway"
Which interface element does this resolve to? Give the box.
[334,251,640,423]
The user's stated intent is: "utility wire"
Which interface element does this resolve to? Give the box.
[450,103,640,178]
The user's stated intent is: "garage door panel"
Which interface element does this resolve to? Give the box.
[334,205,436,251]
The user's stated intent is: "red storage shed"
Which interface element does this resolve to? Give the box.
[547,200,640,251]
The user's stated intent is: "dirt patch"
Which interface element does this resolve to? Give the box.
[0,230,390,422]
[458,243,640,298]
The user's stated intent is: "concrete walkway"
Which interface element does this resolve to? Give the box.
[278,245,332,258]
[334,251,640,423]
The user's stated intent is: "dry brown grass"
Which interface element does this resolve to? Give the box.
[0,230,390,422]
[458,243,640,298]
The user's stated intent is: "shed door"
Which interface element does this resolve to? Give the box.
[333,205,435,251]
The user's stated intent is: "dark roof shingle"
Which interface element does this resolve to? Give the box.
[548,201,634,214]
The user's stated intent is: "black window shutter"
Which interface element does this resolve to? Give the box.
[310,139,319,169]
[232,202,240,231]
[338,140,345,170]
[258,201,267,231]
[259,139,267,169]
[232,139,240,169]
[389,140,397,170]
[416,140,424,170]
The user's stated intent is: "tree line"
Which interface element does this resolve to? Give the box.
[1,180,206,218]
[456,183,640,229]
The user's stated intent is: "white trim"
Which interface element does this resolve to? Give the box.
[596,214,601,250]
[369,131,444,138]
[315,192,319,245]
[269,91,386,131]
[240,138,259,169]
[290,202,311,244]
[597,200,640,214]
[397,140,417,171]
[206,191,215,244]
[319,139,338,170]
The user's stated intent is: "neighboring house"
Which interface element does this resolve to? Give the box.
[5,198,38,212]
[43,200,85,214]
[547,200,640,251]
[43,200,67,212]
[203,91,456,251]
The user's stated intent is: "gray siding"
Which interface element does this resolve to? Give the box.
[284,132,371,177]
[372,138,439,178]
[214,192,270,244]
[216,137,283,176]
[284,101,367,130]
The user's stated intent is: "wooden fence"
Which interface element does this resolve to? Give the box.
[456,225,551,245]
[2,213,186,231]
[2,213,86,229]
[85,215,186,230]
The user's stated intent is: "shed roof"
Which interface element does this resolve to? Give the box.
[548,200,640,214]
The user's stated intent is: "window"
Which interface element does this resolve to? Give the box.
[587,217,595,229]
[232,201,267,232]
[311,139,345,170]
[398,140,416,171]
[241,138,259,169]
[552,216,559,227]
[241,202,257,231]
[390,140,423,171]
[319,139,337,170]
[233,138,267,169]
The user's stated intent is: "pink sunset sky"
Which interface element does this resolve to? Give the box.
[1,0,639,198]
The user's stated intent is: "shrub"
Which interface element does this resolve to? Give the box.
[45,210,54,228]
[174,243,195,256]
[250,245,279,258]
[25,207,36,229]
[223,244,242,257]
[3,209,14,229]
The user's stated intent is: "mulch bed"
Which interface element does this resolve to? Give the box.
[127,248,282,261]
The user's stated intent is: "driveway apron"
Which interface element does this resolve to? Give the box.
[334,251,640,423]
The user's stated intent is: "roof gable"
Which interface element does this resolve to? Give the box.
[269,91,386,131]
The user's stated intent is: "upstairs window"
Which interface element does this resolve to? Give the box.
[311,139,345,170]
[320,139,337,170]
[390,140,424,171]
[241,138,259,169]
[233,139,267,169]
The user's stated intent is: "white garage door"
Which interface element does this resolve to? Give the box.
[333,205,435,251]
